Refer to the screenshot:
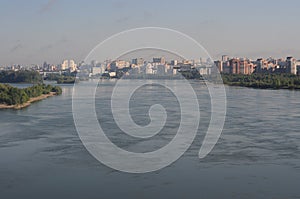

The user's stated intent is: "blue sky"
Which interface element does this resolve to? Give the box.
[1,0,300,65]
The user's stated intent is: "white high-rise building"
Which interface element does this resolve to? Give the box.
[69,60,77,72]
[61,60,77,72]
[146,63,154,74]
[286,57,297,75]
[61,60,69,70]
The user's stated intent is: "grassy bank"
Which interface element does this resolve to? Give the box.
[0,84,62,109]
[222,73,300,90]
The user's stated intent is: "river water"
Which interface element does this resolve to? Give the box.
[0,80,299,199]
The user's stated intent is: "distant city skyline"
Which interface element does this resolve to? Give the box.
[1,0,300,65]
[2,55,299,77]
[2,54,300,67]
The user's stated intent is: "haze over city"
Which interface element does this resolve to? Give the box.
[2,1,300,199]
[1,0,300,65]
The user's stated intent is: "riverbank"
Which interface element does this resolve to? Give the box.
[221,73,300,90]
[0,83,62,110]
[0,92,57,110]
[223,82,300,90]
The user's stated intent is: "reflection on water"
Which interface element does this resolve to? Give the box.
[0,80,299,199]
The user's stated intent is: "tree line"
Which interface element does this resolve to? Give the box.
[0,70,43,83]
[221,73,300,89]
[0,84,62,105]
[44,72,77,84]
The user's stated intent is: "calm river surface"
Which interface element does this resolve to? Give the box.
[0,80,299,199]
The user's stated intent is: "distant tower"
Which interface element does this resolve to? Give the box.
[222,55,229,62]
[286,56,297,74]
[170,60,178,66]
[214,60,223,72]
[230,58,240,74]
[69,60,77,72]
[61,60,69,70]
[256,58,263,73]
[132,58,144,66]
[153,57,165,65]
[61,60,77,72]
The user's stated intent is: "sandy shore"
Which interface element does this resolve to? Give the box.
[0,92,57,110]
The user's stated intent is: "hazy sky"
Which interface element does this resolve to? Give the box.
[1,0,300,65]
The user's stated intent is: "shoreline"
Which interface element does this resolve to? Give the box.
[223,83,300,90]
[0,92,57,110]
